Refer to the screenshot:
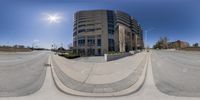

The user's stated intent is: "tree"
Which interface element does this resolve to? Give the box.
[163,37,169,49]
[67,43,73,49]
[193,43,199,47]
[153,36,169,49]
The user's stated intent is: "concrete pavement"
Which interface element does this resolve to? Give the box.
[51,53,148,96]
[151,50,200,97]
[51,52,147,96]
[0,50,199,100]
[1,51,200,100]
[0,51,49,96]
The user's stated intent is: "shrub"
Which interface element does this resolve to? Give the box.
[59,53,80,59]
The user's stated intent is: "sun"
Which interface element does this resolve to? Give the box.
[47,14,61,24]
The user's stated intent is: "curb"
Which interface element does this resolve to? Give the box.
[50,53,149,97]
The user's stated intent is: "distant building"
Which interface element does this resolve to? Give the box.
[73,10,144,56]
[168,40,189,49]
[13,45,25,48]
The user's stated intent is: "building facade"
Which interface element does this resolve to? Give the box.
[168,40,189,49]
[73,10,144,56]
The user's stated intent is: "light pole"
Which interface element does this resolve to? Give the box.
[145,30,148,50]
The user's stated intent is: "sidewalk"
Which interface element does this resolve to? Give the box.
[51,52,148,96]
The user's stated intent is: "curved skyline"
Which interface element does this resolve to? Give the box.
[0,0,199,48]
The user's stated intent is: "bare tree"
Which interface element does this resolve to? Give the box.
[193,43,199,47]
[67,43,73,49]
[153,36,169,49]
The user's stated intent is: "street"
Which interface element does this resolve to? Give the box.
[151,50,200,97]
[0,51,50,96]
[0,50,199,100]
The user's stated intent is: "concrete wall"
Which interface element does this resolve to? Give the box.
[104,52,132,61]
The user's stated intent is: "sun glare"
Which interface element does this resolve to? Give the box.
[46,14,61,24]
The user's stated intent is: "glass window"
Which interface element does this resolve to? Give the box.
[78,29,86,33]
[87,36,95,46]
[87,48,95,56]
[78,37,85,46]
[108,29,114,34]
[86,29,95,32]
[78,24,86,28]
[73,41,77,47]
[108,39,115,51]
[98,49,101,55]
[97,39,101,46]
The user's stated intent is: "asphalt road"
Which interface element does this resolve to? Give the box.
[151,50,200,97]
[0,51,50,97]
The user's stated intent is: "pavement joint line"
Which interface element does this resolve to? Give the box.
[51,52,149,97]
[82,63,94,84]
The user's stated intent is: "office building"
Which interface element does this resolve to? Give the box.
[73,10,144,56]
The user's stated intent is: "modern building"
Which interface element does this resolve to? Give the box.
[73,10,144,56]
[168,40,189,49]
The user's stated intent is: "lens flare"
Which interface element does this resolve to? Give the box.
[46,14,61,24]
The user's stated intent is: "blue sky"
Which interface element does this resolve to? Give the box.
[0,0,200,48]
